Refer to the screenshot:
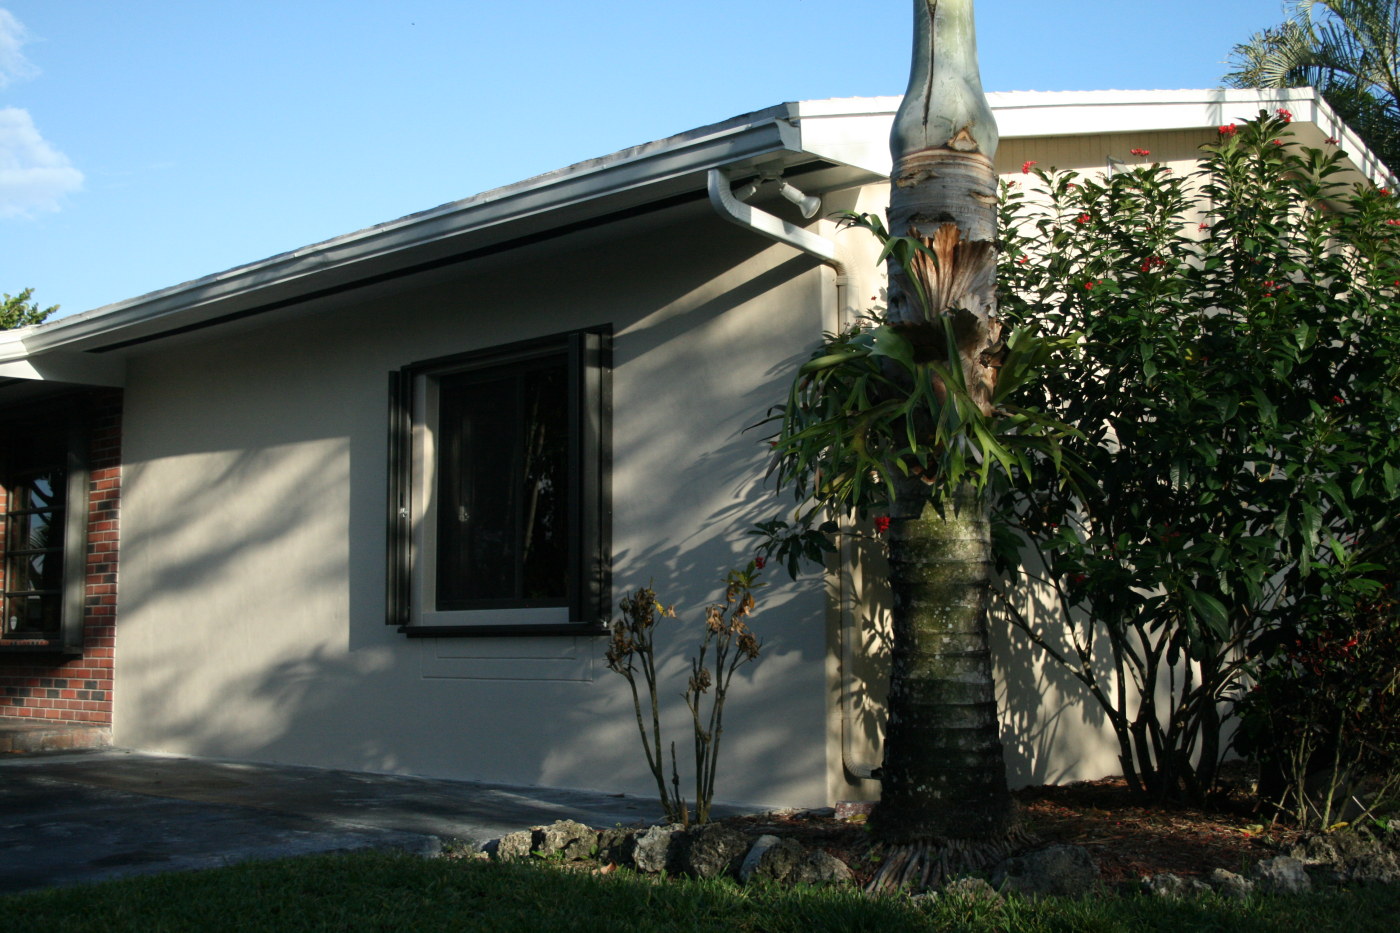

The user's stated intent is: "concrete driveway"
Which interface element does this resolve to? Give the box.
[0,749,672,895]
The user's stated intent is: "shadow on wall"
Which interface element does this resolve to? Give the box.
[990,576,1121,787]
[116,206,838,810]
[835,526,1123,791]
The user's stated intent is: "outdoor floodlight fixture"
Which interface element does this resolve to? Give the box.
[1106,154,1127,177]
[731,179,761,202]
[777,180,821,219]
[729,174,822,219]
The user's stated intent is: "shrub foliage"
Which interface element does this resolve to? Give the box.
[996,111,1400,806]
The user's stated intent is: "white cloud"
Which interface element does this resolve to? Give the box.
[0,9,38,89]
[0,107,82,217]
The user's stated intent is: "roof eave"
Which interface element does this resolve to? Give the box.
[17,103,808,360]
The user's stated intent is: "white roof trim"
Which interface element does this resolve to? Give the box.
[6,88,1391,375]
[13,104,806,361]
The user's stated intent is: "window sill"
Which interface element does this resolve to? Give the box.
[0,638,80,655]
[400,623,610,638]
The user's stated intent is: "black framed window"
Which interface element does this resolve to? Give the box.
[387,328,610,635]
[1,409,89,652]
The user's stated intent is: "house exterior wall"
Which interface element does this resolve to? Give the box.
[0,389,121,723]
[112,204,840,808]
[105,116,1305,808]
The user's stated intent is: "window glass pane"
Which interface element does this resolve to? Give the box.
[9,552,62,593]
[435,354,570,608]
[7,595,59,636]
[6,509,56,553]
[8,472,61,512]
[3,425,69,638]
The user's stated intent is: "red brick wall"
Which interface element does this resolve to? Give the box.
[0,390,121,723]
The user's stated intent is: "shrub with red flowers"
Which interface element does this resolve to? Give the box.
[997,110,1400,805]
[1233,573,1400,828]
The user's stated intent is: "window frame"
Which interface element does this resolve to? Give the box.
[0,403,89,654]
[386,327,611,637]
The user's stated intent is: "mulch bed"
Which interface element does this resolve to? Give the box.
[720,776,1297,887]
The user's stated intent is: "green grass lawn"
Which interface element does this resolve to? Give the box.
[4,850,1398,933]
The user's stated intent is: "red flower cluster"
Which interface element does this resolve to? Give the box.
[1218,123,1237,136]
[1139,256,1166,273]
[873,516,891,534]
[1022,160,1038,174]
[1386,219,1400,226]
[754,556,767,570]
[1332,394,1345,405]
[1129,148,1150,157]
[1325,136,1340,145]
[1084,280,1098,290]
[1382,188,1392,196]
[1075,213,1090,224]
[1016,255,1029,264]
[1277,108,1293,123]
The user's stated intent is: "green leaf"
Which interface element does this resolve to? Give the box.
[1184,589,1230,640]
[869,325,915,372]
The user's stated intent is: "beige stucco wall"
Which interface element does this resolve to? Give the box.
[111,123,1242,809]
[113,201,840,809]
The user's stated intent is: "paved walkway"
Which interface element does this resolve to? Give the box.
[0,748,681,895]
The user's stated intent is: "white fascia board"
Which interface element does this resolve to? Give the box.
[18,105,805,360]
[790,88,1391,185]
[984,87,1317,137]
[0,350,126,386]
[0,328,125,386]
[13,88,1392,370]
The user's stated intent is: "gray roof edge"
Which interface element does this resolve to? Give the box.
[15,88,1393,361]
[17,103,804,358]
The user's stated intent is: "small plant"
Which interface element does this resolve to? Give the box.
[687,564,763,825]
[604,563,764,826]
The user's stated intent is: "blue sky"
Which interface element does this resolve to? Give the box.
[4,1,1294,318]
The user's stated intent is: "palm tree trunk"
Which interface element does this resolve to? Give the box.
[873,479,1015,841]
[870,0,1016,843]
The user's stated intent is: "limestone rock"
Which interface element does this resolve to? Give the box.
[632,824,683,874]
[789,849,853,886]
[1250,855,1313,894]
[993,845,1100,898]
[595,828,639,866]
[1290,830,1400,885]
[738,835,808,883]
[940,876,1002,903]
[534,820,597,861]
[1207,868,1255,899]
[493,829,534,862]
[1142,873,1210,898]
[678,823,752,879]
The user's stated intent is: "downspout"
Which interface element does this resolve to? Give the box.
[706,168,879,781]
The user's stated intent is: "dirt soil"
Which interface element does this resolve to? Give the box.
[722,777,1297,887]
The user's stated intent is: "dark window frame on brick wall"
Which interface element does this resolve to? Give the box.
[386,328,611,637]
[1,399,91,654]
